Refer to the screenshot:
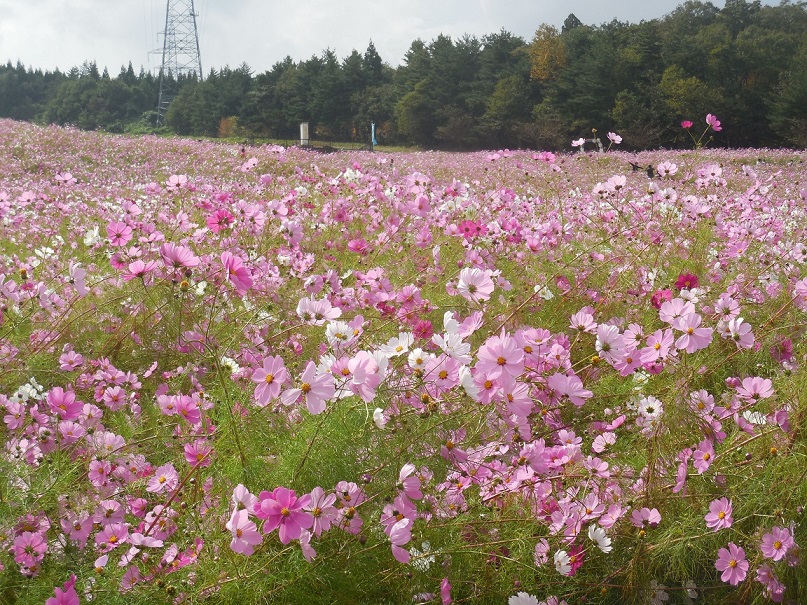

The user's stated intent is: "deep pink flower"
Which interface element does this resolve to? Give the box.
[675,273,699,290]
[254,486,313,544]
[705,497,733,531]
[681,120,693,129]
[46,575,79,605]
[715,542,748,585]
[47,386,82,420]
[441,578,452,605]
[206,209,234,233]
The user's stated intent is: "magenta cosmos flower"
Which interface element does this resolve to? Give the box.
[46,575,79,605]
[252,355,289,407]
[254,486,313,544]
[281,361,335,415]
[715,542,748,585]
[705,497,733,531]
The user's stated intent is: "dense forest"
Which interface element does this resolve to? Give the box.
[1,0,806,150]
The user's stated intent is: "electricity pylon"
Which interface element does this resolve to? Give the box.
[155,0,203,125]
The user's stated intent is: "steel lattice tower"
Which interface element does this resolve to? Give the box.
[156,0,203,125]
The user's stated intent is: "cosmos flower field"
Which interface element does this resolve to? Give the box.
[0,119,805,604]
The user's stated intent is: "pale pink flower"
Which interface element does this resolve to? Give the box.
[456,267,494,303]
[281,361,335,414]
[226,509,263,555]
[252,355,289,407]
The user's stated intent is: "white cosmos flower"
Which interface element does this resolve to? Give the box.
[587,524,612,553]
[554,550,571,576]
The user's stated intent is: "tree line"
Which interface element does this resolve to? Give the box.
[1,0,806,150]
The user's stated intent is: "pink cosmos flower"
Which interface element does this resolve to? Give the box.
[441,578,452,605]
[715,542,748,585]
[281,361,336,415]
[456,267,494,303]
[48,386,82,420]
[254,486,313,544]
[398,463,423,500]
[547,372,593,407]
[226,509,263,555]
[122,259,157,281]
[166,174,188,190]
[607,132,622,145]
[389,517,412,563]
[475,333,524,387]
[46,575,79,605]
[94,523,129,551]
[693,439,715,474]
[705,497,733,531]
[630,507,661,529]
[760,527,794,561]
[221,251,252,296]
[726,317,754,349]
[147,463,179,493]
[681,120,693,129]
[252,355,289,406]
[206,209,234,233]
[735,377,774,402]
[159,242,200,269]
[595,324,625,364]
[305,486,338,536]
[107,222,133,247]
[674,273,699,290]
[14,531,48,567]
[706,114,722,132]
[673,313,713,354]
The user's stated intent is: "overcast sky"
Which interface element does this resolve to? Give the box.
[0,0,784,75]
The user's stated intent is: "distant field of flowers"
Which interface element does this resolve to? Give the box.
[0,118,805,604]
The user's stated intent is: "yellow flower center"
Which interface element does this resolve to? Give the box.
[264,374,274,384]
